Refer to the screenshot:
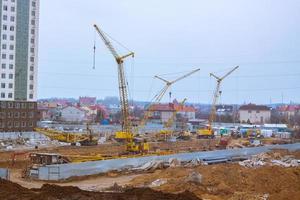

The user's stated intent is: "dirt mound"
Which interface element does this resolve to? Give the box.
[130,164,300,200]
[0,179,201,200]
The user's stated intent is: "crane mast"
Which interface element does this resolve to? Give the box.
[208,66,239,128]
[140,68,200,127]
[94,24,134,134]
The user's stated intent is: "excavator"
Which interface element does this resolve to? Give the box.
[94,24,149,153]
[198,66,239,139]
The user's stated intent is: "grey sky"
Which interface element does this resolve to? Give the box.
[38,0,300,104]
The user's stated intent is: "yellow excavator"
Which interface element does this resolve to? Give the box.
[94,24,149,153]
[198,66,239,138]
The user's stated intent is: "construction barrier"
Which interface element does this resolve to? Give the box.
[0,168,10,180]
[31,143,300,180]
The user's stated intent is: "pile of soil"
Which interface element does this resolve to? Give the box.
[130,162,300,200]
[0,179,200,200]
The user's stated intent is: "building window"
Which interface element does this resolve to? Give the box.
[1,93,5,98]
[14,122,19,128]
[15,103,20,108]
[3,5,8,11]
[8,102,13,108]
[9,83,13,88]
[32,11,35,16]
[11,6,15,12]
[2,34,7,40]
[32,1,36,7]
[14,112,20,118]
[21,122,26,127]
[21,112,26,118]
[9,54,14,60]
[29,103,35,109]
[10,26,14,31]
[31,38,34,44]
[8,112,13,118]
[29,84,34,90]
[7,121,13,128]
[30,75,34,80]
[3,15,7,21]
[21,103,26,109]
[9,35,14,40]
[1,102,6,108]
[9,45,14,50]
[29,94,34,99]
[8,93,12,98]
[30,57,34,62]
[2,44,7,49]
[29,112,34,118]
[3,25,7,30]
[9,74,13,79]
[30,48,34,53]
[30,66,34,71]
[9,64,13,69]
[0,112,5,119]
[1,73,6,78]
[10,16,15,22]
[2,54,6,59]
[1,83,5,88]
[1,64,6,69]
[29,122,33,127]
[31,29,35,34]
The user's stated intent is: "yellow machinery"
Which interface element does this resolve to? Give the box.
[198,66,239,138]
[140,69,200,127]
[35,128,89,143]
[94,24,148,153]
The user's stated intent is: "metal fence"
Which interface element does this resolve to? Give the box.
[33,143,300,180]
[0,168,10,180]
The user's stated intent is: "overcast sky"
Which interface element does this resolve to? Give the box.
[38,0,300,104]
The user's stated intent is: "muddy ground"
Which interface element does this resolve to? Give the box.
[0,179,200,200]
[0,148,299,200]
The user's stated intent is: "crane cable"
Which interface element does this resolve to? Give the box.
[93,29,96,69]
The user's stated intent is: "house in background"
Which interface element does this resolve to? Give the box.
[60,106,86,122]
[147,100,196,124]
[79,97,96,107]
[277,105,300,120]
[239,104,271,124]
[147,103,175,123]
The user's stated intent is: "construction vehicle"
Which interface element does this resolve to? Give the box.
[93,24,148,153]
[35,128,89,144]
[140,69,200,127]
[198,66,239,138]
[79,123,98,146]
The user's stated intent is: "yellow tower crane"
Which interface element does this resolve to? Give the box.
[198,66,239,138]
[93,24,147,153]
[140,68,200,127]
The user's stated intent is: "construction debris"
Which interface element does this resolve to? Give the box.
[239,152,300,168]
[185,171,202,184]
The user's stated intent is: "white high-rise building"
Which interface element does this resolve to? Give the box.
[0,0,39,102]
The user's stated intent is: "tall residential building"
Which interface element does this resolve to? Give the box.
[0,0,39,132]
[0,0,39,101]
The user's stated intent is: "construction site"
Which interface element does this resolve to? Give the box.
[1,1,300,200]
